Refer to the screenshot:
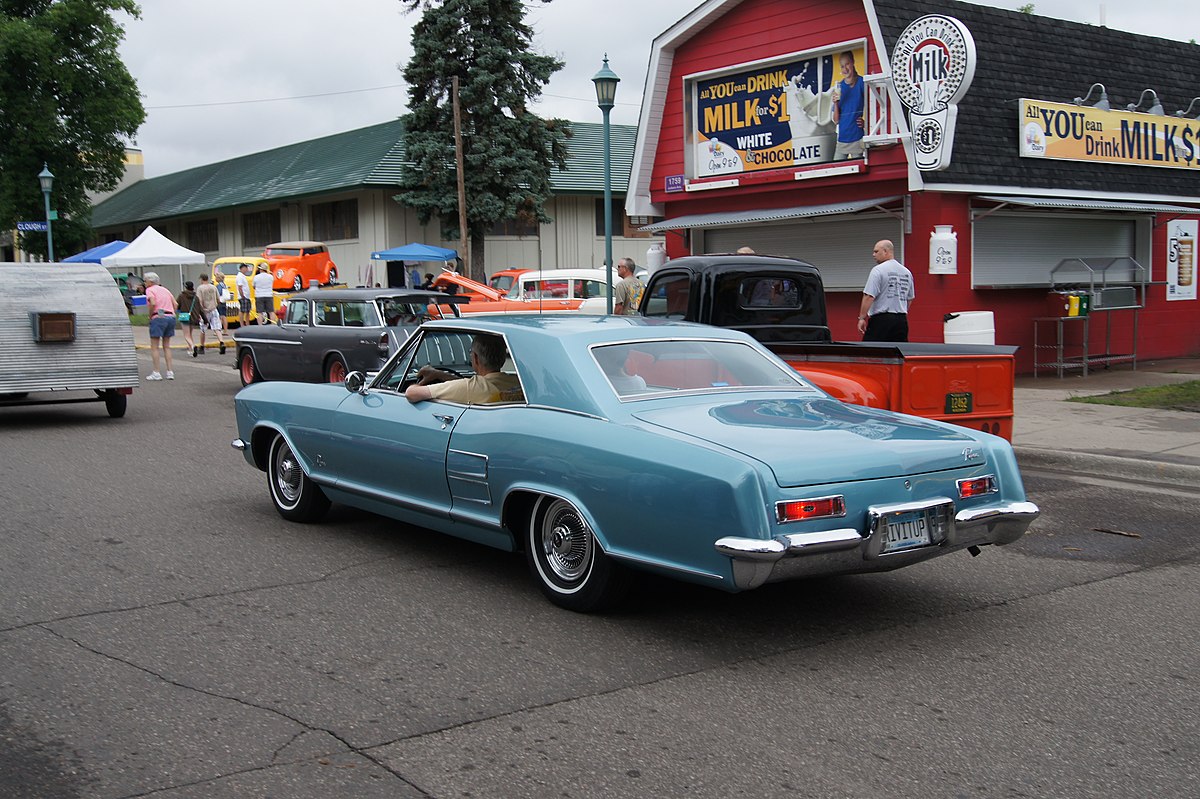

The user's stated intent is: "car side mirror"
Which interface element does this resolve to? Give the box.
[344,371,368,394]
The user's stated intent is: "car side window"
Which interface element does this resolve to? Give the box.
[285,300,309,325]
[316,302,342,326]
[341,301,380,327]
[644,273,690,319]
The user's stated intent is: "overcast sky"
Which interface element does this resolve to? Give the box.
[118,0,1193,178]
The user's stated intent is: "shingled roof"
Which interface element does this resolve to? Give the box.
[873,0,1200,199]
[92,119,637,227]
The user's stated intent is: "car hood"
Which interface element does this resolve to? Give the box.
[631,396,983,487]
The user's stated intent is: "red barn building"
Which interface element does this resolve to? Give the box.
[628,0,1200,373]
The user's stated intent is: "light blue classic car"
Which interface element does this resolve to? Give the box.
[233,315,1038,612]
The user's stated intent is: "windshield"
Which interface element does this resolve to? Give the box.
[264,247,302,257]
[590,340,814,398]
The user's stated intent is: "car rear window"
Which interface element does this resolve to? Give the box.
[592,340,812,398]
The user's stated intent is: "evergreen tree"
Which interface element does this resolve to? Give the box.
[398,0,570,280]
[0,0,145,258]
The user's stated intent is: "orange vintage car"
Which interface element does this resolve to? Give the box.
[263,241,339,292]
[432,269,613,315]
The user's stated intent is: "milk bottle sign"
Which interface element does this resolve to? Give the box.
[890,15,976,171]
[1167,219,1197,301]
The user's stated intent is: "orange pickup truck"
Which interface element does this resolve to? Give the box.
[639,254,1016,440]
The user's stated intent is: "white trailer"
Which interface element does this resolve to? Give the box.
[0,263,138,417]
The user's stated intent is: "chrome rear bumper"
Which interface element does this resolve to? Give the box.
[715,500,1040,590]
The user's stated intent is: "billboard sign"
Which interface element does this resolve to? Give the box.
[689,45,866,179]
[1020,98,1200,170]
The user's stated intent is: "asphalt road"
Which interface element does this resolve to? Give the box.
[1,350,1198,798]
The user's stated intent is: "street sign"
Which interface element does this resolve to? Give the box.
[17,221,48,232]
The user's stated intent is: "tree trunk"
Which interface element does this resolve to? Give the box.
[470,232,487,283]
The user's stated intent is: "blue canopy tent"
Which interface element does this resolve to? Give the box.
[368,243,459,287]
[63,240,129,263]
[370,243,458,262]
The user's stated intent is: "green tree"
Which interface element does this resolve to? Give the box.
[397,0,570,280]
[0,0,144,258]
[1017,3,1035,12]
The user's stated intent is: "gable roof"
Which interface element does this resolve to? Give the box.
[627,0,1200,213]
[92,119,638,228]
[873,0,1200,199]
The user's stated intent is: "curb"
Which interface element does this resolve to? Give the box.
[1015,447,1200,489]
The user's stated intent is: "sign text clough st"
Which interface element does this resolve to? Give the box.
[1020,99,1200,168]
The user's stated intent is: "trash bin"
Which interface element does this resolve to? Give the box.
[943,311,994,345]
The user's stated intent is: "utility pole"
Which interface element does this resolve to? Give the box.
[452,76,471,278]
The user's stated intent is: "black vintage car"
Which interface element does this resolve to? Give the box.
[233,288,463,385]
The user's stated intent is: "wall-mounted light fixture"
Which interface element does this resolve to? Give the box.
[1073,83,1110,111]
[1175,97,1200,121]
[1126,88,1164,116]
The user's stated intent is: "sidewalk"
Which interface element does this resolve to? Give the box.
[1013,357,1200,486]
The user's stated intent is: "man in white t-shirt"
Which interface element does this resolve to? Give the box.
[857,239,914,342]
[252,265,275,324]
[235,264,253,327]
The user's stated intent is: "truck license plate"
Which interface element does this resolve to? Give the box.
[881,512,931,553]
[945,392,973,414]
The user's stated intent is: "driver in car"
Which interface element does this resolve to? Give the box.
[405,334,524,405]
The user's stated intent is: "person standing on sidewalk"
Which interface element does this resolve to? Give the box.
[235,263,253,327]
[612,257,645,315]
[194,273,227,355]
[252,264,275,324]
[143,272,176,380]
[857,239,914,342]
[175,280,198,355]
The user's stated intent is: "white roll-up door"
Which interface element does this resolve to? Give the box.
[972,213,1140,287]
[703,215,902,290]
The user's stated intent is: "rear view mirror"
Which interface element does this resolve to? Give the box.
[344,371,367,394]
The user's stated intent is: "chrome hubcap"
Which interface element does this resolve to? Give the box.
[274,445,302,503]
[540,502,591,582]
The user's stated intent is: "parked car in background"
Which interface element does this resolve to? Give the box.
[488,268,532,293]
[232,315,1038,612]
[211,256,273,325]
[263,241,338,292]
[435,268,613,315]
[233,287,464,385]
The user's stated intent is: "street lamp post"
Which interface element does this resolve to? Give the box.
[592,56,620,313]
[38,163,54,262]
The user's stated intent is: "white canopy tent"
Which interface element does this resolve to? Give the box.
[101,226,206,295]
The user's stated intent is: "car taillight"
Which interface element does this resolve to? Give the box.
[776,495,845,524]
[378,333,390,358]
[957,475,997,498]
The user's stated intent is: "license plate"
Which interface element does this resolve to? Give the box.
[880,511,931,553]
[945,392,973,414]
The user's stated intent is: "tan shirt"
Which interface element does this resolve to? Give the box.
[427,372,524,404]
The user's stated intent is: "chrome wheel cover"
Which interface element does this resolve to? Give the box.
[272,440,303,507]
[539,499,592,583]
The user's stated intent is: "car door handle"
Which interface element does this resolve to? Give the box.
[432,413,454,429]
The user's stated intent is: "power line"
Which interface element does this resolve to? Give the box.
[146,85,642,111]
[144,83,408,109]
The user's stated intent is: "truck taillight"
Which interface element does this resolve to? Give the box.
[776,495,845,524]
[957,475,997,498]
[378,333,390,359]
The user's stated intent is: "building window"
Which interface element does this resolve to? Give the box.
[311,199,358,241]
[187,218,218,252]
[595,198,661,238]
[488,217,539,236]
[242,210,281,248]
[595,198,624,236]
